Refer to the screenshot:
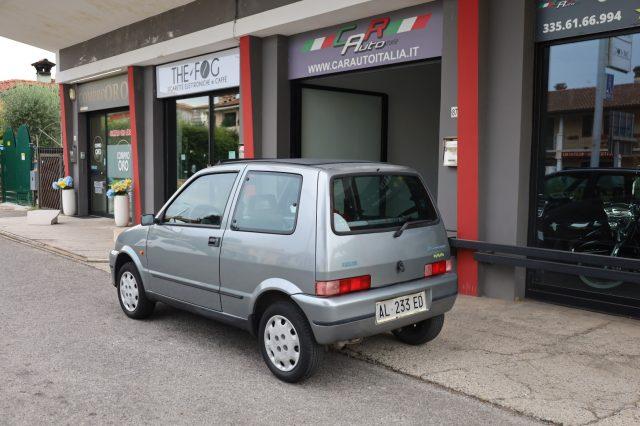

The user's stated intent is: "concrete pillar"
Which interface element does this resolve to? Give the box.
[260,35,291,158]
[142,66,166,213]
[240,35,263,158]
[127,66,145,224]
[437,0,458,233]
[477,0,536,300]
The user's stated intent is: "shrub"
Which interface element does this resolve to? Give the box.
[0,84,60,147]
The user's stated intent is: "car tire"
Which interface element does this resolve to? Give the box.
[392,314,444,345]
[258,300,322,383]
[117,261,155,319]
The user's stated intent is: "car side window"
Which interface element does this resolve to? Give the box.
[162,172,238,226]
[231,171,302,234]
[543,175,588,201]
[595,175,628,204]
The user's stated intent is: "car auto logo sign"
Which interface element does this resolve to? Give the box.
[288,3,442,79]
[539,0,578,9]
[302,14,433,56]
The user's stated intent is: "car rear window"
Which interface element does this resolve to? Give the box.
[331,174,438,234]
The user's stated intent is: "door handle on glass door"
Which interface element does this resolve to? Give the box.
[208,236,221,247]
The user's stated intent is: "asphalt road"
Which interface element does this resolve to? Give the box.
[0,237,536,425]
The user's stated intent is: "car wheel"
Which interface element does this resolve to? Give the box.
[392,314,444,346]
[258,301,322,383]
[117,261,155,319]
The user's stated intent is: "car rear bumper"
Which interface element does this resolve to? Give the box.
[292,273,457,345]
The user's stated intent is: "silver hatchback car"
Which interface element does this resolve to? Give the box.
[110,159,457,382]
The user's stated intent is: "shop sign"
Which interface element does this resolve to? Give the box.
[77,74,129,112]
[156,48,240,98]
[608,36,632,73]
[288,3,442,79]
[537,0,640,42]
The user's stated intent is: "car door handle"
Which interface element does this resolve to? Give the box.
[208,236,221,247]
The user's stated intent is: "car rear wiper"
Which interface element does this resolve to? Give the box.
[393,220,420,238]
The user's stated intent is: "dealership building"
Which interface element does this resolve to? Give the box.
[3,0,640,317]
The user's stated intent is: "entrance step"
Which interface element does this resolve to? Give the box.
[27,209,60,225]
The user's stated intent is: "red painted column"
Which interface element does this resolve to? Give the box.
[240,35,255,159]
[58,84,71,176]
[127,67,143,224]
[457,0,480,296]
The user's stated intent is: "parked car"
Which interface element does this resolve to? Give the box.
[110,159,457,382]
[536,168,640,288]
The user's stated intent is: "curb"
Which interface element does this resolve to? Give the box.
[0,228,110,270]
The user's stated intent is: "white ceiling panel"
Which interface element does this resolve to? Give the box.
[0,0,195,50]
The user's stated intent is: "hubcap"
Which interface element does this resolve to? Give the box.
[264,315,300,372]
[119,271,139,312]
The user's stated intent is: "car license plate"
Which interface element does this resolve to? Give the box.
[375,291,427,325]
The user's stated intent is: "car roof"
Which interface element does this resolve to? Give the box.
[215,158,414,173]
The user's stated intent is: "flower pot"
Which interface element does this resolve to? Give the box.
[114,195,130,227]
[61,189,76,216]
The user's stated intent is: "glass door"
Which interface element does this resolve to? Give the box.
[88,110,132,216]
[89,113,107,215]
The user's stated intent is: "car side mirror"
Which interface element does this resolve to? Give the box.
[141,214,157,226]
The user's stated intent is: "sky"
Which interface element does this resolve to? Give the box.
[548,33,640,90]
[0,36,56,81]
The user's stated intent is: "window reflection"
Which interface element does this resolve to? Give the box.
[534,34,640,302]
[174,92,241,190]
[176,96,209,188]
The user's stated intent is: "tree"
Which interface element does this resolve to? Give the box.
[0,102,5,133]
[0,84,60,147]
[214,126,239,161]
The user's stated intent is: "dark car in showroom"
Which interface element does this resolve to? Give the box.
[536,168,640,289]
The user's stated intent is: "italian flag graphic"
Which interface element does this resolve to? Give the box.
[302,13,432,52]
[539,2,556,8]
[384,14,432,36]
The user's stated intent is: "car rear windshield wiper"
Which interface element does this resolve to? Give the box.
[393,219,421,238]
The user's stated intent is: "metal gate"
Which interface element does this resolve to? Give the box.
[1,125,33,205]
[36,147,64,209]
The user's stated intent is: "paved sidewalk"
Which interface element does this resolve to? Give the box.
[0,205,116,272]
[1,203,638,424]
[343,296,640,425]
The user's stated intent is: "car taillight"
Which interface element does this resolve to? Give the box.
[315,275,371,297]
[425,259,453,277]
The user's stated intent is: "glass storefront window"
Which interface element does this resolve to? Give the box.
[176,96,209,189]
[532,33,640,309]
[172,91,240,191]
[213,93,240,161]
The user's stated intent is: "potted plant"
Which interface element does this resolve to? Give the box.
[52,176,76,216]
[107,178,132,227]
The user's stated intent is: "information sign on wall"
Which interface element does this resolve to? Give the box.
[288,3,442,79]
[537,0,640,42]
[77,74,129,112]
[156,48,240,98]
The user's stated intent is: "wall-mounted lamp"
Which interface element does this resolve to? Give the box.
[69,87,76,101]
